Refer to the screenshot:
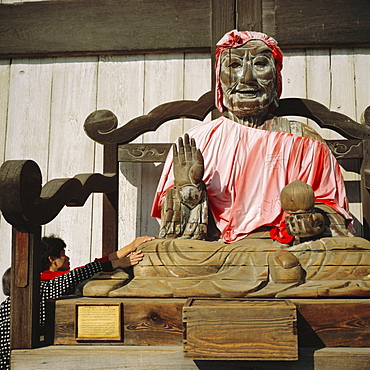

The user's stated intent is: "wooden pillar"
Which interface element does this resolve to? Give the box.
[102,144,118,255]
[10,226,41,349]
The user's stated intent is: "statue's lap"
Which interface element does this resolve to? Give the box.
[80,236,370,298]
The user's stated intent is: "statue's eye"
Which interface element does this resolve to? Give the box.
[228,62,241,68]
[253,56,270,68]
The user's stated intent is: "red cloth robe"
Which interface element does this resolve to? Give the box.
[152,117,352,243]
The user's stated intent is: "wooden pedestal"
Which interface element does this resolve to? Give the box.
[183,298,298,360]
[47,296,370,352]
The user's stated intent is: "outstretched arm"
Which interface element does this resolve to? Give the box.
[110,236,154,261]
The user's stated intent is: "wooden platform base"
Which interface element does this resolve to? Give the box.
[48,297,370,348]
[11,346,370,370]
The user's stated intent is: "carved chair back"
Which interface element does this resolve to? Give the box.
[84,91,370,242]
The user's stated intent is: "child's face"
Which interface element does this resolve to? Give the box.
[54,249,70,271]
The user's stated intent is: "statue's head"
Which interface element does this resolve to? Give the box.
[215,30,283,119]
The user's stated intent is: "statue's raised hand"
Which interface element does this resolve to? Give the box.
[157,134,207,239]
[173,133,205,209]
[173,133,204,187]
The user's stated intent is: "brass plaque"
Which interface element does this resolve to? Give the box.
[75,303,122,341]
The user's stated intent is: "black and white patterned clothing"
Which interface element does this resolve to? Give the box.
[0,297,10,369]
[0,261,104,369]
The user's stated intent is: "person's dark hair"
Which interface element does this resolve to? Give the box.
[40,234,66,272]
[2,267,11,296]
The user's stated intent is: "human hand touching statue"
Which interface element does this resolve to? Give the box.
[111,250,144,269]
[109,236,155,261]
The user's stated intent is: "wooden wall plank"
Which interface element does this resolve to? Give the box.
[1,48,370,305]
[44,57,98,267]
[329,49,362,234]
[0,60,11,302]
[354,49,370,124]
[0,0,211,58]
[261,0,276,37]
[140,54,185,236]
[275,0,370,47]
[97,55,145,247]
[280,50,307,125]
[305,50,333,137]
[5,59,53,166]
[236,0,262,31]
[1,0,370,59]
[211,0,235,92]
[183,53,212,132]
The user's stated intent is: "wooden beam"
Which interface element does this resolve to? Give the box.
[1,0,370,59]
[10,346,370,370]
[275,0,370,48]
[0,0,211,59]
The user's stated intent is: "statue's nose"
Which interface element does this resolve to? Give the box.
[239,62,255,84]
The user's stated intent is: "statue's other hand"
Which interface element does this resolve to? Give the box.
[173,133,204,187]
[285,212,325,238]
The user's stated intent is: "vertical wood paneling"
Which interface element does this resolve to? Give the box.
[305,49,335,138]
[44,57,98,268]
[1,58,53,301]
[6,59,52,167]
[183,53,212,132]
[0,60,11,302]
[1,49,370,301]
[97,55,145,247]
[140,54,185,237]
[329,49,362,232]
[354,49,370,123]
[281,50,307,125]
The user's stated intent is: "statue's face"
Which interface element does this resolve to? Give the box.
[220,40,277,117]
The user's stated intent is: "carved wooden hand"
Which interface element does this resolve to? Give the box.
[285,212,325,238]
[173,133,204,187]
[156,134,208,240]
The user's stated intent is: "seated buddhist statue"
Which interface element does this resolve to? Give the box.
[81,30,370,298]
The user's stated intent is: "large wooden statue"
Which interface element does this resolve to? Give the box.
[82,30,370,298]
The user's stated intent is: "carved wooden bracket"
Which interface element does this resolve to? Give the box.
[84,91,215,145]
[275,98,370,140]
[0,160,117,232]
[85,92,370,146]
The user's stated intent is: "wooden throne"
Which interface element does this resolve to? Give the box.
[1,91,370,367]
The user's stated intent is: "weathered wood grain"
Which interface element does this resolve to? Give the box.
[2,0,369,58]
[183,298,297,360]
[236,0,262,32]
[275,0,370,47]
[10,227,41,350]
[49,297,370,350]
[0,160,117,232]
[10,346,370,370]
[51,297,186,346]
[0,0,211,58]
[97,55,145,248]
[294,299,370,347]
[45,57,99,266]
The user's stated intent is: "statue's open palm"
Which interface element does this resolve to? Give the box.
[173,133,204,187]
